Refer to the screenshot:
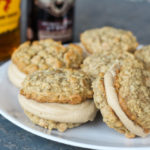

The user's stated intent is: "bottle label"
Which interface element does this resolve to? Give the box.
[0,0,21,34]
[38,18,73,42]
[35,0,74,42]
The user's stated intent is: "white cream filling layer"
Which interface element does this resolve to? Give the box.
[8,62,26,88]
[104,64,148,137]
[18,94,98,123]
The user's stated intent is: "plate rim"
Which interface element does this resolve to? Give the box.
[0,60,150,150]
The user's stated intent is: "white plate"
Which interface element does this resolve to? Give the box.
[1,61,150,150]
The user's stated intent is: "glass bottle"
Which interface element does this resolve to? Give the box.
[0,0,21,61]
[27,0,75,43]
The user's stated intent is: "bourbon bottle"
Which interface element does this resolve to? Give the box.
[0,0,21,61]
[27,0,75,43]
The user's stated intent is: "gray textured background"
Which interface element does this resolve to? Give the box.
[74,0,150,44]
[1,0,150,149]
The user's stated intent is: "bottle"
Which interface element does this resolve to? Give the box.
[0,0,21,61]
[27,0,75,43]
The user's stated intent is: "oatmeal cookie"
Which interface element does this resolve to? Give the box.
[80,26,138,54]
[20,69,93,104]
[12,39,83,74]
[135,45,150,70]
[81,50,134,79]
[92,57,150,138]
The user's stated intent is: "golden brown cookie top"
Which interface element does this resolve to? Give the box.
[80,26,138,53]
[12,39,83,74]
[81,50,135,79]
[116,57,150,131]
[20,69,93,104]
[135,45,150,70]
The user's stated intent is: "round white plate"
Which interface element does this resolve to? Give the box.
[1,61,150,150]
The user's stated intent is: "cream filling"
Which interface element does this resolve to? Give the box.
[18,94,98,123]
[8,62,26,88]
[104,64,148,137]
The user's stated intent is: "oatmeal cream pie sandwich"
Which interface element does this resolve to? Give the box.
[92,58,150,138]
[18,69,97,132]
[80,26,138,54]
[8,39,83,88]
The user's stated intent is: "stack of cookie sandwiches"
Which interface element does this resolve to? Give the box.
[80,26,150,138]
[8,26,150,137]
[8,39,83,88]
[8,38,97,132]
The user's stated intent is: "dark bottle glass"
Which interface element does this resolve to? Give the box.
[27,0,75,43]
